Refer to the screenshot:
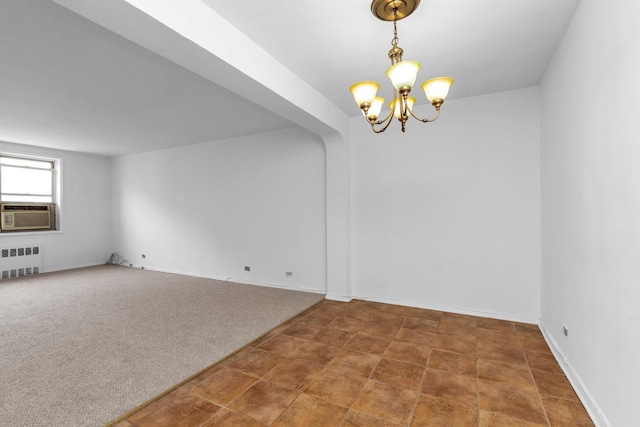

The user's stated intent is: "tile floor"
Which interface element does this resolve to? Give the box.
[112,299,594,426]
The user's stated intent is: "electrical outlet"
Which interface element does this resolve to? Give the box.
[285,271,293,277]
[244,266,250,271]
[562,325,569,337]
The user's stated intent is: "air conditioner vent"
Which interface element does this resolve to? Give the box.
[1,203,56,231]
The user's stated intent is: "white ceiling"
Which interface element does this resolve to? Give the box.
[0,0,581,157]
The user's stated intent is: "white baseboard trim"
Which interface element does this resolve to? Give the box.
[126,264,325,295]
[325,294,353,302]
[352,293,540,324]
[538,320,611,427]
[47,261,108,273]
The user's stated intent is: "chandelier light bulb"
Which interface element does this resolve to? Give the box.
[386,60,421,90]
[349,81,380,109]
[390,96,416,119]
[422,77,454,105]
[367,97,385,120]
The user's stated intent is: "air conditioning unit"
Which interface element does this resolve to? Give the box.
[0,203,56,232]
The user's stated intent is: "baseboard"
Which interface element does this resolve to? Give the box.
[352,293,540,324]
[127,265,325,295]
[538,320,611,427]
[46,261,108,273]
[325,294,353,302]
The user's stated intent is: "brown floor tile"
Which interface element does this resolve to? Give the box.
[477,327,521,347]
[291,341,344,365]
[227,380,298,425]
[313,327,356,347]
[327,349,381,377]
[263,357,324,390]
[395,327,435,347]
[273,392,348,427]
[380,304,443,322]
[190,367,258,405]
[304,367,367,407]
[383,340,431,366]
[441,312,478,325]
[438,320,477,337]
[433,332,477,356]
[476,317,516,333]
[327,316,365,333]
[127,388,188,424]
[228,348,285,377]
[371,310,406,326]
[251,327,285,347]
[311,301,349,317]
[180,365,224,391]
[515,323,543,335]
[525,350,563,374]
[479,410,548,426]
[515,326,552,353]
[133,390,221,427]
[421,368,478,406]
[478,380,548,424]
[119,300,592,427]
[531,369,580,401]
[361,320,402,339]
[281,322,322,340]
[541,394,595,427]
[478,358,537,391]
[342,305,379,322]
[352,379,418,425]
[402,317,440,333]
[477,340,528,366]
[519,335,552,353]
[343,410,404,427]
[219,346,254,367]
[256,333,306,357]
[201,408,266,427]
[300,311,337,328]
[411,394,479,427]
[345,333,391,355]
[371,357,426,390]
[428,349,477,377]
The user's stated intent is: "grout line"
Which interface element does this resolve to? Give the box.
[515,323,552,427]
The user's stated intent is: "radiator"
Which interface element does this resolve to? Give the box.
[0,245,42,279]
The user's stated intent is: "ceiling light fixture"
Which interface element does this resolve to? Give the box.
[350,0,453,133]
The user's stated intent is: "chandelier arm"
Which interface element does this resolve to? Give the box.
[370,88,400,133]
[372,105,395,125]
[370,106,396,133]
[407,106,441,123]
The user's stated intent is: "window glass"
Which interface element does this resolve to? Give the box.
[0,155,55,203]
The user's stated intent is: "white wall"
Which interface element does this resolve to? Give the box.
[540,0,640,425]
[350,87,541,322]
[0,141,112,272]
[111,127,327,292]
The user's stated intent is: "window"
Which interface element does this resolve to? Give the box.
[0,155,55,203]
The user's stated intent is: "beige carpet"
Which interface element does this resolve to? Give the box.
[0,265,324,427]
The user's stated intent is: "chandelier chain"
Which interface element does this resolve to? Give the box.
[391,8,399,47]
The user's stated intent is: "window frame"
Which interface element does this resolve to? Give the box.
[0,152,61,234]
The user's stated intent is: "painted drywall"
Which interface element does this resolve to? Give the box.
[0,141,112,272]
[540,0,640,425]
[111,127,327,293]
[350,87,541,322]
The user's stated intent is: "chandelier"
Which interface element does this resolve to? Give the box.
[350,0,453,133]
